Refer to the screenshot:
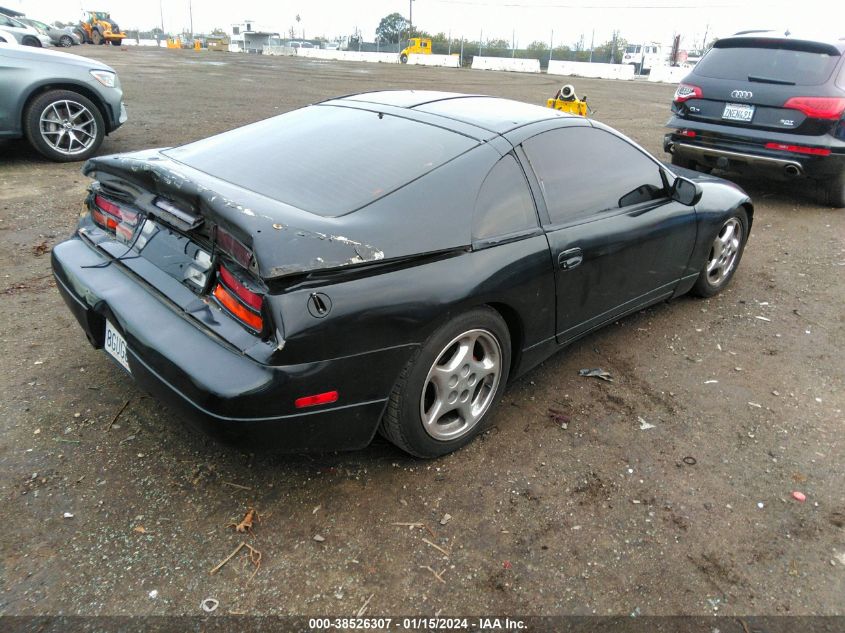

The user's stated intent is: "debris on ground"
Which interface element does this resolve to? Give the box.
[637,416,655,430]
[63,512,74,519]
[357,593,374,616]
[578,368,613,382]
[229,507,258,534]
[201,598,219,613]
[422,538,450,557]
[792,491,807,502]
[682,456,697,466]
[421,565,447,584]
[148,590,158,599]
[209,542,262,582]
[31,240,51,257]
[547,408,570,429]
[313,534,326,542]
[440,513,452,526]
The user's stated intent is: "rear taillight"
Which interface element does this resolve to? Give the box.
[216,227,253,270]
[212,264,264,332]
[677,129,697,138]
[674,83,702,103]
[91,194,139,242]
[765,142,831,156]
[783,96,845,120]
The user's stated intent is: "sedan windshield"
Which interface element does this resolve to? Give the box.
[164,105,477,217]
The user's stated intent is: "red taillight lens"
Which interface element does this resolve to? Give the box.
[91,194,139,241]
[216,227,253,270]
[213,264,264,332]
[674,83,702,103]
[219,265,263,310]
[295,391,339,409]
[765,142,831,156]
[782,96,845,120]
[678,129,697,138]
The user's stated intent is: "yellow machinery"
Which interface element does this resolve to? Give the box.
[400,37,431,63]
[546,84,589,117]
[76,11,126,46]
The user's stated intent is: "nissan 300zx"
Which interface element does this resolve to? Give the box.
[51,91,753,457]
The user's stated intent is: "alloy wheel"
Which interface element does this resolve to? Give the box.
[705,217,743,286]
[420,328,502,441]
[39,100,99,157]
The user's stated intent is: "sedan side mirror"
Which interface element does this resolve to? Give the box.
[671,176,702,206]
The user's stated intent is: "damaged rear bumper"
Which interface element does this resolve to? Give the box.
[51,236,412,451]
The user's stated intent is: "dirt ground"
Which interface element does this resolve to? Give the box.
[0,47,843,619]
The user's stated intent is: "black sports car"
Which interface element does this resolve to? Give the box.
[51,91,753,457]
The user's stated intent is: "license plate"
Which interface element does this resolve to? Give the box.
[722,103,755,122]
[104,320,131,373]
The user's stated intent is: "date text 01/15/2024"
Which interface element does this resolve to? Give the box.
[307,617,526,630]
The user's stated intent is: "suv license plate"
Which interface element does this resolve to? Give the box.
[722,103,755,122]
[104,320,131,373]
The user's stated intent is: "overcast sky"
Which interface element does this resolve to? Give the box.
[8,0,838,49]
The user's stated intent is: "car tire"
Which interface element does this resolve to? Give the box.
[380,307,511,458]
[691,208,749,298]
[23,90,105,162]
[22,36,42,47]
[400,53,408,64]
[59,35,74,47]
[819,170,845,208]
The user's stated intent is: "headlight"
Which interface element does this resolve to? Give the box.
[90,70,116,88]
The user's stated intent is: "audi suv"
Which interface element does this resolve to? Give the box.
[664,32,845,207]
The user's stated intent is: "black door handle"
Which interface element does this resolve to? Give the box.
[558,247,583,270]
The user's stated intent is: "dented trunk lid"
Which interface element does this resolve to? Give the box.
[83,150,389,280]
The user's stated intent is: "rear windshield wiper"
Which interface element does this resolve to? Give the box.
[747,75,796,85]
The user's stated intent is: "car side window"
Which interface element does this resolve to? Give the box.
[473,154,538,241]
[522,127,667,226]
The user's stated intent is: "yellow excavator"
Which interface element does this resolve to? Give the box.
[75,11,126,46]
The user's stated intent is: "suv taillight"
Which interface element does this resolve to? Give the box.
[212,264,264,333]
[783,97,845,120]
[91,194,139,242]
[674,83,702,103]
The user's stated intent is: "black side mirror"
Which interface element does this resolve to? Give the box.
[671,176,702,206]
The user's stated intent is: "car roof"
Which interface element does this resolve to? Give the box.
[721,31,845,53]
[332,91,573,134]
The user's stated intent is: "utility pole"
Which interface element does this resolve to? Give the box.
[448,29,451,55]
[409,0,414,43]
[589,29,594,62]
[512,28,515,57]
[188,0,193,36]
[479,28,482,56]
[549,29,553,63]
[159,0,164,35]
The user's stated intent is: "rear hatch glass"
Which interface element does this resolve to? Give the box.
[694,38,840,86]
[163,105,477,217]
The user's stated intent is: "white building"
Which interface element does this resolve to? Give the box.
[228,20,279,53]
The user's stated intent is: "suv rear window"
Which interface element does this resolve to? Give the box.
[694,39,841,86]
[164,105,476,217]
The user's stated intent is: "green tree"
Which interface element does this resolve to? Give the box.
[375,12,408,45]
[527,40,548,53]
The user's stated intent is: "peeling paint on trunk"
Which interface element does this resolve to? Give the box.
[83,152,388,280]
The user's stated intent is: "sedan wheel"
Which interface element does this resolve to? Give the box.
[420,329,502,441]
[24,90,105,162]
[381,308,511,457]
[692,209,748,297]
[59,35,74,47]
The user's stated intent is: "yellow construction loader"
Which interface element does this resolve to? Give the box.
[75,11,126,46]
